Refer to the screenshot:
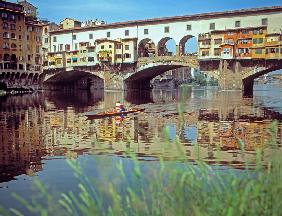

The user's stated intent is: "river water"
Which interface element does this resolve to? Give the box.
[0,83,281,211]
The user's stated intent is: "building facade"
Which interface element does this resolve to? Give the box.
[0,0,43,77]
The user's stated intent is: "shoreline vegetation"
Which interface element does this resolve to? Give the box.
[0,90,6,96]
[0,120,281,216]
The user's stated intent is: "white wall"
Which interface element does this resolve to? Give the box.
[50,10,282,57]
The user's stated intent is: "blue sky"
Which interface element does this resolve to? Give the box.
[13,0,282,24]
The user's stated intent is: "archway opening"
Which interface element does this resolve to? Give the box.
[138,38,156,58]
[179,35,198,56]
[157,37,176,56]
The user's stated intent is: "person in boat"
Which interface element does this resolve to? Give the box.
[115,101,126,113]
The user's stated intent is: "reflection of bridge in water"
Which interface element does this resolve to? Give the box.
[1,95,282,182]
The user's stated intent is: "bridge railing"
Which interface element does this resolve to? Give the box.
[137,56,198,68]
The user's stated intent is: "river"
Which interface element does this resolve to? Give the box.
[0,83,281,212]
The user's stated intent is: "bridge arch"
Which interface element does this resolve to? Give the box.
[138,38,156,57]
[124,56,199,90]
[178,35,198,56]
[43,70,104,91]
[157,37,176,56]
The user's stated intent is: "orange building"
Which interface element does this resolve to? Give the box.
[220,30,237,59]
[0,1,25,71]
[236,28,254,59]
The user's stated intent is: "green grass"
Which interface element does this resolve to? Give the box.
[0,111,281,215]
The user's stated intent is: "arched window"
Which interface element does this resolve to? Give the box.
[4,54,10,61]
[2,43,9,49]
[3,32,9,38]
[11,43,17,49]
[11,33,16,39]
[3,22,8,29]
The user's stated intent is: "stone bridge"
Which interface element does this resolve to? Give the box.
[1,57,281,95]
[41,56,199,91]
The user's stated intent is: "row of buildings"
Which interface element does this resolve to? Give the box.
[0,0,42,73]
[198,26,282,59]
[1,0,282,75]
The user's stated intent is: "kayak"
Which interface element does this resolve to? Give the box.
[85,108,145,120]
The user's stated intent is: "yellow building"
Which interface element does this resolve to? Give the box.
[210,31,224,58]
[265,33,281,59]
[65,50,79,67]
[251,27,267,59]
[96,39,117,64]
[60,18,81,30]
[48,52,65,68]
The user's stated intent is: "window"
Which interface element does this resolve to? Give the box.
[116,44,122,49]
[125,30,129,36]
[88,48,95,52]
[235,21,241,28]
[210,23,215,30]
[2,13,8,19]
[2,43,9,49]
[59,44,63,51]
[53,36,57,42]
[101,45,104,49]
[223,48,230,55]
[275,48,279,53]
[164,26,169,33]
[262,18,268,26]
[28,55,31,61]
[3,32,9,38]
[10,15,15,21]
[107,32,110,37]
[187,24,192,30]
[202,50,209,56]
[255,48,262,54]
[253,38,257,44]
[144,29,148,34]
[53,45,56,52]
[116,54,122,58]
[72,34,76,40]
[88,57,95,62]
[124,53,131,58]
[3,22,8,29]
[214,48,221,56]
[74,43,78,50]
[258,38,263,44]
[19,35,21,40]
[125,45,129,50]
[109,45,112,49]
[11,33,16,39]
[89,33,93,39]
[45,38,48,43]
[214,38,222,45]
[65,44,70,51]
[242,29,249,34]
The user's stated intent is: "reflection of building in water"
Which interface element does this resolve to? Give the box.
[0,108,45,182]
[95,117,138,143]
[44,108,94,156]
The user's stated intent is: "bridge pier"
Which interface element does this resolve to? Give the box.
[217,60,243,91]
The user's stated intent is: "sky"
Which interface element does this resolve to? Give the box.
[12,0,282,24]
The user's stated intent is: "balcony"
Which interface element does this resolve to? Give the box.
[265,40,279,47]
[198,33,211,41]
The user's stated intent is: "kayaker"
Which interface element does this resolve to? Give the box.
[115,101,126,112]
